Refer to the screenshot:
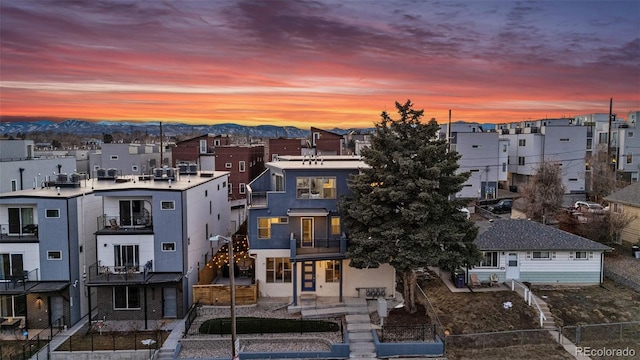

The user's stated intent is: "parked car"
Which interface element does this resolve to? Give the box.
[574,201,605,214]
[488,199,513,214]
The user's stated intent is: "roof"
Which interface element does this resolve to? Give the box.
[267,159,367,170]
[604,182,640,207]
[475,219,612,252]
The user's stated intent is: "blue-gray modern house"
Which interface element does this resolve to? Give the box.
[247,156,395,305]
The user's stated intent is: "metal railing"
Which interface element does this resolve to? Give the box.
[0,224,38,241]
[377,324,436,342]
[96,214,153,232]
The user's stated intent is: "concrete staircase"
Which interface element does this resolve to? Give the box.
[155,347,175,360]
[295,297,377,359]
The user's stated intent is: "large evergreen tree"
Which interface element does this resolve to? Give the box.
[338,100,480,313]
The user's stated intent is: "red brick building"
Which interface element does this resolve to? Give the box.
[172,134,231,168]
[215,144,265,200]
[311,127,343,155]
[267,138,305,162]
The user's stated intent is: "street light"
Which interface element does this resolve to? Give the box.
[209,235,238,359]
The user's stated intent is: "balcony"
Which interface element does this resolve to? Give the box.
[0,269,39,292]
[0,223,39,242]
[95,215,153,234]
[289,235,348,259]
[86,263,147,284]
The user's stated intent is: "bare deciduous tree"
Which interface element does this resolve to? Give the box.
[520,162,565,223]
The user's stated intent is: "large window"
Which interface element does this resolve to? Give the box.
[8,207,34,235]
[266,258,292,283]
[114,286,140,309]
[478,252,499,268]
[114,245,139,272]
[296,177,336,199]
[119,200,144,226]
[0,294,26,318]
[325,260,340,283]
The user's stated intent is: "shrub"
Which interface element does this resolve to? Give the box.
[199,317,339,335]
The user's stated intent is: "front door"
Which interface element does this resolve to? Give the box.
[301,261,315,292]
[301,218,314,248]
[50,296,64,327]
[505,253,520,279]
[163,287,177,318]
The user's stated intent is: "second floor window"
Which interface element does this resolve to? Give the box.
[518,157,525,166]
[114,244,139,271]
[331,217,341,235]
[518,139,526,146]
[239,161,246,172]
[258,218,271,238]
[296,177,336,199]
[239,183,246,194]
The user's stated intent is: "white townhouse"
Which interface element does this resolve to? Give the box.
[497,119,588,204]
[440,122,508,200]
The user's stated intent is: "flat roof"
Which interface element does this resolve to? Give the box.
[0,171,229,199]
[267,159,367,170]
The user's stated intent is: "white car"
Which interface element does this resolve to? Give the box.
[574,201,605,214]
[459,207,471,220]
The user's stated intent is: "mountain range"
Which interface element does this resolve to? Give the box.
[0,118,373,138]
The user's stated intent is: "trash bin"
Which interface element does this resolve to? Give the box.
[632,245,640,258]
[453,270,466,288]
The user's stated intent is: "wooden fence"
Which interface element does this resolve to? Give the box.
[193,281,259,305]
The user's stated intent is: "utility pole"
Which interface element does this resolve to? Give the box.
[607,98,613,171]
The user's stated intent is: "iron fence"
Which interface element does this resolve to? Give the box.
[55,329,166,352]
[377,324,436,342]
[562,321,640,346]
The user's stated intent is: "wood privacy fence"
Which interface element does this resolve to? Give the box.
[192,281,259,305]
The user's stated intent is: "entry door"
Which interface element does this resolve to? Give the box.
[50,296,64,326]
[301,261,316,292]
[505,253,520,279]
[301,218,314,248]
[163,287,177,318]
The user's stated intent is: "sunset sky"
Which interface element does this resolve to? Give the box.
[1,0,639,129]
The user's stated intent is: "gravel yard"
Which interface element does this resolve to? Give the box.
[178,302,344,359]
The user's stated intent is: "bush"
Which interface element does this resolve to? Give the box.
[199,317,339,335]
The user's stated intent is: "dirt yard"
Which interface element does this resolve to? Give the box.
[413,271,572,360]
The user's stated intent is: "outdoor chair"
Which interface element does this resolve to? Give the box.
[489,273,499,287]
[470,274,481,287]
[109,218,120,230]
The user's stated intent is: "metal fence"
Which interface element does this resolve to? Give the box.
[377,324,436,342]
[562,321,640,346]
[55,329,166,352]
[0,315,64,360]
[416,280,447,342]
[445,328,557,350]
[184,303,199,335]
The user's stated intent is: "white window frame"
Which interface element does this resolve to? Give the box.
[239,161,246,172]
[46,209,60,218]
[225,162,232,169]
[239,183,246,194]
[478,251,499,268]
[11,179,17,192]
[132,165,139,172]
[47,250,62,260]
[161,242,176,252]
[161,201,175,210]
[110,155,118,160]
[200,140,207,154]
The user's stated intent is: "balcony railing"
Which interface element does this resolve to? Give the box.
[0,268,39,291]
[0,223,39,241]
[289,235,347,257]
[96,215,153,233]
[249,192,268,207]
[86,263,146,283]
